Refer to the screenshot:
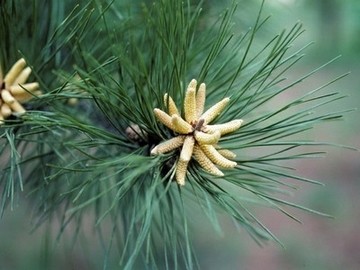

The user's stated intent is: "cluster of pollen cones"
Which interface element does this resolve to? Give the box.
[151,79,243,186]
[0,58,41,124]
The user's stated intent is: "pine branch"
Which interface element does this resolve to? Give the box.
[0,0,353,269]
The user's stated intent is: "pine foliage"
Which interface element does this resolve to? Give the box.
[0,0,350,269]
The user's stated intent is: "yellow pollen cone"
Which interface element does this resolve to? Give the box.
[200,97,230,125]
[184,79,197,124]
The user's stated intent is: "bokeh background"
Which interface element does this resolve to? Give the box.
[1,0,359,269]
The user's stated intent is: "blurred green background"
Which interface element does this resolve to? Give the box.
[1,0,359,269]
